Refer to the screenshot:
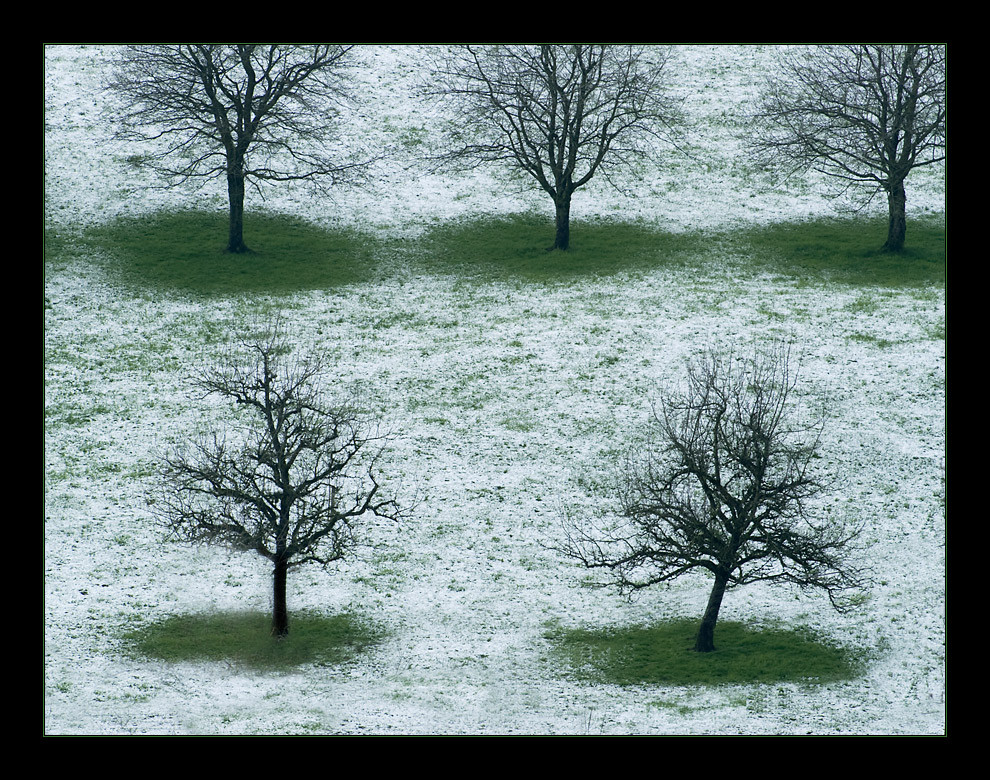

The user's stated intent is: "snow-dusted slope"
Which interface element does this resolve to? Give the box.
[44,44,945,735]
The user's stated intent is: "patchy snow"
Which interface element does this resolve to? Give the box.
[44,44,945,735]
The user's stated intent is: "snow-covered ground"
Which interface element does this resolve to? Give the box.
[44,45,946,735]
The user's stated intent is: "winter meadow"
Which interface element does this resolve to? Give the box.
[43,45,946,735]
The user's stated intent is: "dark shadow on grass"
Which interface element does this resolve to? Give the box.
[545,619,865,686]
[71,209,945,293]
[83,210,386,296]
[121,610,387,671]
[414,213,704,282]
[731,214,945,287]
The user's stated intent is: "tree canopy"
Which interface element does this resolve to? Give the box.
[155,320,408,637]
[558,343,869,652]
[106,45,369,252]
[750,44,946,251]
[426,44,685,250]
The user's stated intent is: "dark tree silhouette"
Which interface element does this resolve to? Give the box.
[426,44,685,250]
[558,343,868,652]
[106,45,369,253]
[154,322,407,638]
[750,44,945,252]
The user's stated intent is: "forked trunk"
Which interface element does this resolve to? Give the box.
[882,179,907,253]
[272,557,289,638]
[695,570,729,652]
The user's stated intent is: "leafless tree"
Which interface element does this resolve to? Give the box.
[749,44,946,252]
[154,320,408,638]
[425,45,685,250]
[105,45,370,253]
[558,343,868,652]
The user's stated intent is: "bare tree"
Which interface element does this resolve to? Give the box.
[558,343,868,652]
[749,44,945,252]
[426,45,685,250]
[105,45,369,253]
[154,321,408,638]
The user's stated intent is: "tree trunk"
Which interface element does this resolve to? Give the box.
[552,197,571,251]
[226,169,250,254]
[882,179,907,252]
[272,557,289,638]
[694,570,729,652]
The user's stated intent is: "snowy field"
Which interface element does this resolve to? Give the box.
[44,45,946,735]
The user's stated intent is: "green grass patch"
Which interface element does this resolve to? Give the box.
[546,619,863,686]
[732,215,945,287]
[62,208,946,293]
[83,210,385,295]
[414,213,702,282]
[121,610,386,671]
